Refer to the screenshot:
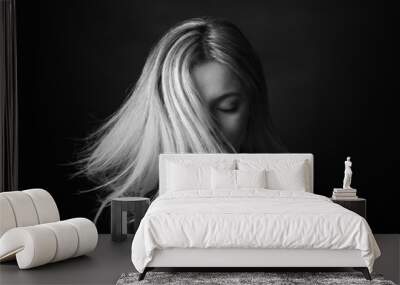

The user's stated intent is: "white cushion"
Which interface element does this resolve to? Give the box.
[0,196,17,237]
[0,225,57,268]
[42,221,79,262]
[0,191,39,227]
[237,159,309,191]
[211,168,236,190]
[165,159,235,191]
[211,168,268,190]
[236,169,267,189]
[0,189,60,238]
[166,162,210,191]
[0,218,97,269]
[64,218,98,257]
[24,189,60,224]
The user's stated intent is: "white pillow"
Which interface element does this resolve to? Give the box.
[165,159,235,192]
[211,168,236,190]
[166,162,210,191]
[236,169,267,188]
[237,159,308,191]
[211,168,268,190]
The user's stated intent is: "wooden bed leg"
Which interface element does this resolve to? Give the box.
[138,268,148,281]
[354,267,371,280]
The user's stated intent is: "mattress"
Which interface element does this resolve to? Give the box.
[131,189,380,273]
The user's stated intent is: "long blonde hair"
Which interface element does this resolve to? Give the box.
[73,17,285,222]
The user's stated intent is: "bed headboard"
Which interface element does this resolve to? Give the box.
[159,153,314,195]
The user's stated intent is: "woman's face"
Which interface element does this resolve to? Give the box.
[192,60,249,151]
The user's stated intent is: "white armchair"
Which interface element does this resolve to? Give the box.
[0,189,98,269]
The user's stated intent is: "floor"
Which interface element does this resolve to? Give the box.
[0,235,134,285]
[0,234,398,285]
[374,234,400,284]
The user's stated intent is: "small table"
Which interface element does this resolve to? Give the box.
[331,198,366,219]
[111,197,150,241]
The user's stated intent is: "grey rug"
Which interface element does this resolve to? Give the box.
[116,271,396,285]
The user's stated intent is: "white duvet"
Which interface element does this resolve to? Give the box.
[131,189,380,273]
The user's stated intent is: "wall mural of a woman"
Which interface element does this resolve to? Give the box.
[73,17,286,222]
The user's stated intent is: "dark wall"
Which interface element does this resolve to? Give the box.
[16,0,398,233]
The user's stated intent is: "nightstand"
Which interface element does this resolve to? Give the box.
[111,197,150,241]
[331,198,366,219]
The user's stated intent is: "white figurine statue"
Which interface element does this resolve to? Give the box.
[343,156,353,189]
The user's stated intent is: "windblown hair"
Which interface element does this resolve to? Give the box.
[73,17,285,222]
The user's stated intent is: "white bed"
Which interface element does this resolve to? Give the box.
[131,153,380,280]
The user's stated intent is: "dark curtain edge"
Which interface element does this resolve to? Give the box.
[0,0,18,192]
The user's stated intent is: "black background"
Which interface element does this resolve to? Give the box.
[16,0,398,233]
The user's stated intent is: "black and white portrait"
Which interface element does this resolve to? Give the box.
[75,17,288,221]
[6,1,396,233]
